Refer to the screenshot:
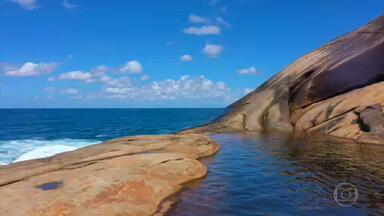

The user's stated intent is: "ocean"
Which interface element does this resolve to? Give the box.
[0,108,223,165]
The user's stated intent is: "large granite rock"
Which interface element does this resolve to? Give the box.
[0,134,219,216]
[187,15,384,144]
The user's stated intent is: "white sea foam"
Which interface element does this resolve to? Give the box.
[14,145,77,162]
[0,139,101,165]
[96,134,107,138]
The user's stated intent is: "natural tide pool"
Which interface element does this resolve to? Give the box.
[169,133,384,215]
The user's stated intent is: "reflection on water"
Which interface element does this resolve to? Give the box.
[169,133,384,215]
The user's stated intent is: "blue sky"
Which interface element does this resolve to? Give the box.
[1,0,383,108]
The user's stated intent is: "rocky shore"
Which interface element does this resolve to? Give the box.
[0,134,219,216]
[187,15,384,145]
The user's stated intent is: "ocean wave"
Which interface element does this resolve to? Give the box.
[0,139,101,165]
[96,134,107,138]
[13,145,78,163]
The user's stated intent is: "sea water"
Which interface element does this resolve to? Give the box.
[0,108,222,164]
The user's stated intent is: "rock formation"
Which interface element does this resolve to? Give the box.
[0,134,219,216]
[187,15,384,144]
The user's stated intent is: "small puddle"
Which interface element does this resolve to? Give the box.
[36,181,63,191]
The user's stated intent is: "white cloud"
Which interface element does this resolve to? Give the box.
[100,75,112,83]
[180,55,193,62]
[120,61,142,74]
[140,75,150,81]
[237,67,260,76]
[90,65,108,77]
[189,14,209,24]
[102,75,230,101]
[60,88,78,94]
[55,65,109,83]
[104,87,134,95]
[101,76,131,88]
[216,17,230,28]
[244,88,253,94]
[202,44,223,58]
[62,0,78,9]
[4,62,57,77]
[12,0,38,10]
[183,26,220,36]
[58,71,93,82]
[187,14,230,28]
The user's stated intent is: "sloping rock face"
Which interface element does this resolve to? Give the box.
[188,15,384,144]
[0,134,219,216]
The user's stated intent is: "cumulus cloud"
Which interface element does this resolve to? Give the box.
[237,67,260,76]
[54,65,109,83]
[100,75,112,83]
[102,75,230,101]
[180,55,193,62]
[100,76,131,88]
[120,61,142,74]
[50,62,233,103]
[140,75,150,81]
[183,26,220,36]
[62,0,78,9]
[186,14,230,29]
[104,87,134,96]
[58,71,93,82]
[90,65,109,77]
[60,88,78,94]
[12,0,38,10]
[189,14,209,24]
[4,62,57,77]
[202,44,223,58]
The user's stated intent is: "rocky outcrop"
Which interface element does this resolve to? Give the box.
[187,15,384,144]
[0,134,219,216]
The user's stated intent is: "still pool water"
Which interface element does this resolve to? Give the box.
[170,133,384,215]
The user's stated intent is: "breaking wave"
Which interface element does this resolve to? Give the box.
[0,139,101,165]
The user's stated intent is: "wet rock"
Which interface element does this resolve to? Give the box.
[357,105,384,144]
[0,134,219,216]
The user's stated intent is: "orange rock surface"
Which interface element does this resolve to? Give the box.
[0,134,219,216]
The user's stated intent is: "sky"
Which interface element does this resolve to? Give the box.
[0,0,383,108]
